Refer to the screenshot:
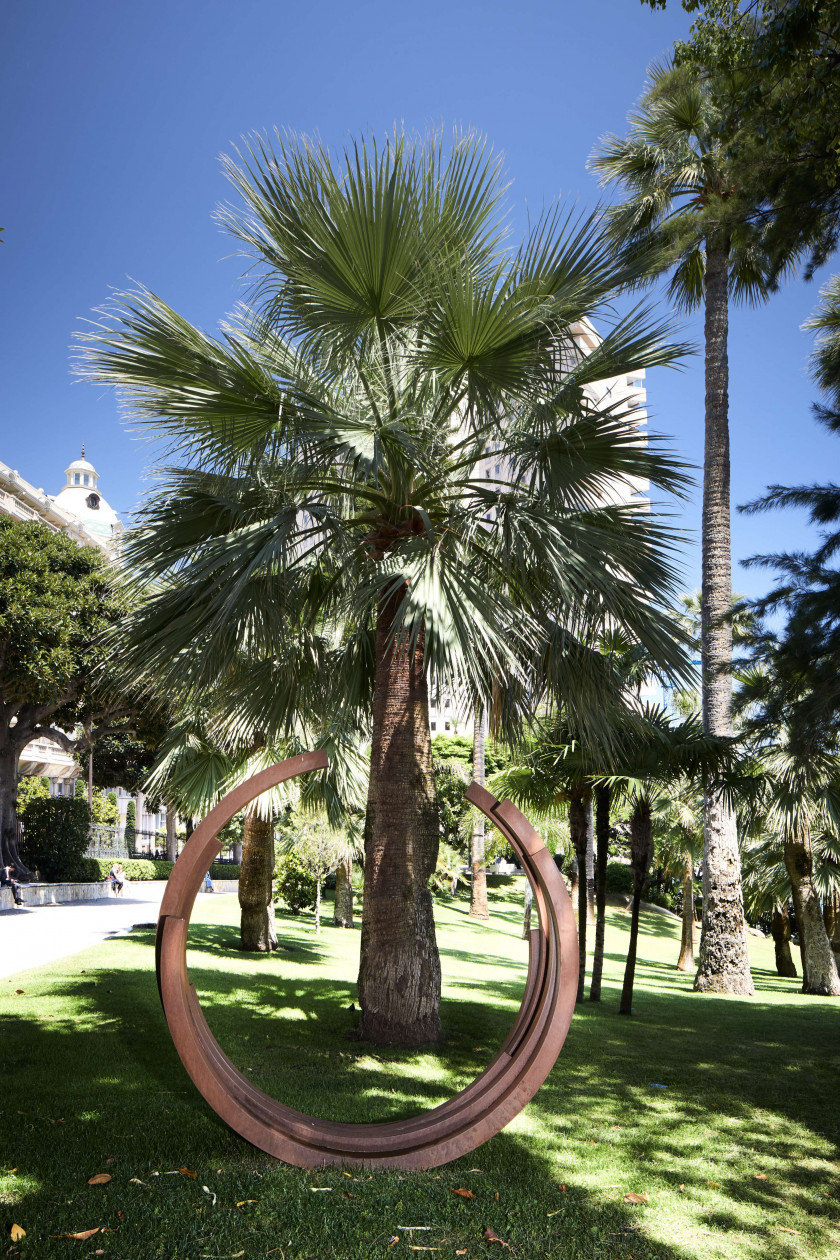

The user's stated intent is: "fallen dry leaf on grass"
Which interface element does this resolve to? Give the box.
[179,1167,197,1178]
[14,989,24,995]
[129,1177,148,1186]
[87,1173,112,1185]
[451,1187,475,1199]
[705,1180,722,1189]
[484,1227,511,1248]
[754,1173,768,1180]
[624,1193,649,1204]
[9,1225,25,1242]
[54,1227,100,1241]
[387,1237,399,1248]
[456,1251,468,1256]
[236,1200,257,1206]
[777,1227,801,1234]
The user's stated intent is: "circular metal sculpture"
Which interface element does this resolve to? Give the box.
[156,750,577,1170]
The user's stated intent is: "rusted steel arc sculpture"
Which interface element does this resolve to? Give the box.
[156,750,577,1170]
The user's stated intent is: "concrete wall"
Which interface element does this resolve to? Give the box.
[0,879,239,911]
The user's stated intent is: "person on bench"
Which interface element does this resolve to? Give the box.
[1,864,24,906]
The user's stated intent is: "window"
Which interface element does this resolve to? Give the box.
[86,492,100,510]
[74,473,81,484]
[444,698,451,709]
[430,721,437,732]
[495,463,500,475]
[83,474,90,486]
[445,721,451,731]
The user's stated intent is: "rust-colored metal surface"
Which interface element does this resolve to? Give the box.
[156,752,577,1170]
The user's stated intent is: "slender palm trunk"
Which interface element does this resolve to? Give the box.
[770,906,797,978]
[620,798,653,1016]
[239,810,277,952]
[569,854,579,915]
[357,589,441,1045]
[569,792,589,1002]
[589,784,610,1001]
[314,877,322,935]
[469,707,489,919]
[783,829,840,995]
[677,853,696,972]
[585,798,596,927]
[165,804,178,862]
[695,239,754,996]
[522,879,533,938]
[824,890,840,956]
[333,857,354,928]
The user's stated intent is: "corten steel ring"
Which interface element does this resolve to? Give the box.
[156,750,577,1170]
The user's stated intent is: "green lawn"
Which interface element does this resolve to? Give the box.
[1,887,838,1259]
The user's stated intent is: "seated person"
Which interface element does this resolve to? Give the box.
[1,864,24,906]
[109,863,126,895]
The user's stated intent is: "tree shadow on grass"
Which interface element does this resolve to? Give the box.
[2,916,839,1258]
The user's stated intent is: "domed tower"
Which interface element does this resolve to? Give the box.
[53,446,122,550]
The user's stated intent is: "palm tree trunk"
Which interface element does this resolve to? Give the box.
[569,792,589,1002]
[783,831,840,995]
[770,906,797,978]
[522,879,533,938]
[589,784,610,1001]
[677,853,695,972]
[239,810,277,952]
[333,856,354,928]
[585,798,596,927]
[619,798,652,1016]
[695,239,754,997]
[469,707,489,919]
[165,804,178,862]
[357,588,441,1045]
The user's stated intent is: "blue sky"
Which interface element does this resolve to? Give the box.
[2,0,835,598]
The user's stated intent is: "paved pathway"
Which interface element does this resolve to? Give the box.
[0,883,223,979]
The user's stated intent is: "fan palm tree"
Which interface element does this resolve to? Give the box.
[736,661,840,996]
[590,60,792,996]
[598,706,734,1015]
[146,700,366,951]
[79,129,692,1044]
[652,781,703,972]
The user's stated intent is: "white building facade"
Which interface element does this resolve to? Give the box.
[427,320,654,738]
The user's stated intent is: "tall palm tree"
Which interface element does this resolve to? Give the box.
[79,130,691,1044]
[590,61,790,996]
[598,706,734,1015]
[652,782,703,972]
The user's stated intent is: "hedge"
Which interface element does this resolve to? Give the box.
[65,858,240,882]
[22,798,91,881]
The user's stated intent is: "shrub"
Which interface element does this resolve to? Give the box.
[65,857,240,882]
[91,790,120,826]
[605,861,634,894]
[16,775,51,815]
[124,799,136,846]
[275,852,316,913]
[21,798,91,881]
